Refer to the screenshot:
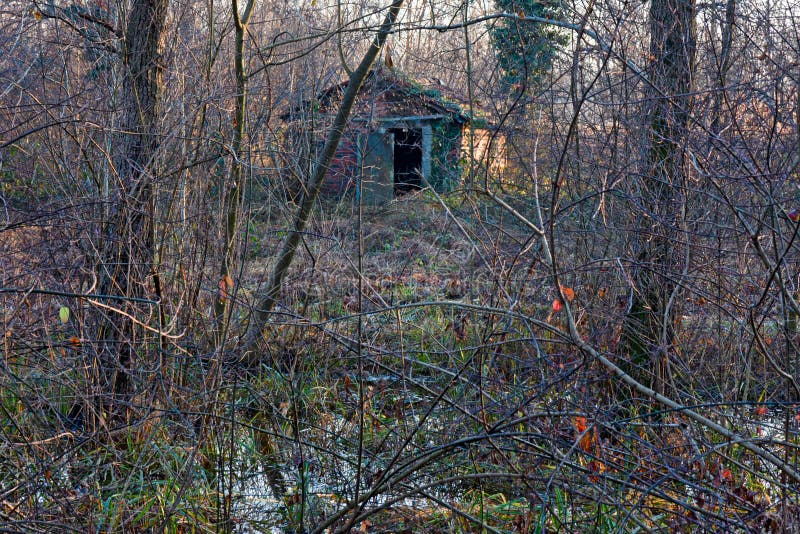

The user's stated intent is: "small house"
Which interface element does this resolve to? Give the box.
[285,67,476,205]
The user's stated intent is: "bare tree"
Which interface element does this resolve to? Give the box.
[96,0,169,417]
[214,0,254,342]
[6,0,800,530]
[239,0,405,364]
[621,0,696,393]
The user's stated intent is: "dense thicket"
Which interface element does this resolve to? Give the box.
[2,0,800,531]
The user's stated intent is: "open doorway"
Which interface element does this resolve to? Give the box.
[391,128,423,193]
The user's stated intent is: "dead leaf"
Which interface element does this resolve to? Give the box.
[588,459,606,483]
[559,285,575,301]
[217,275,234,302]
[343,294,358,312]
[444,277,465,298]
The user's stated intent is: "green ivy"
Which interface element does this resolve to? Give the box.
[491,0,566,90]
[429,120,464,192]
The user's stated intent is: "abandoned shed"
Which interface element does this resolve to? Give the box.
[285,67,478,205]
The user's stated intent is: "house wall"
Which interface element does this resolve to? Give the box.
[321,133,358,194]
[462,128,507,177]
[290,101,467,198]
[321,117,464,198]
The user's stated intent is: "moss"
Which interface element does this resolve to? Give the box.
[429,120,464,192]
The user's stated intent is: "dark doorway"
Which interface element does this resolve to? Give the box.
[391,128,423,193]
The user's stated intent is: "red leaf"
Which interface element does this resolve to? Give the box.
[753,406,768,417]
[588,459,606,483]
[573,416,587,433]
[552,299,562,312]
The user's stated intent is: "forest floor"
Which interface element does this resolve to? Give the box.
[2,191,799,532]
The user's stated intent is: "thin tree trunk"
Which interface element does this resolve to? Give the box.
[96,0,168,421]
[710,0,735,136]
[238,0,405,365]
[214,0,254,343]
[622,0,695,393]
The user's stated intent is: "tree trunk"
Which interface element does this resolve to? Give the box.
[622,0,695,393]
[214,0,254,344]
[710,0,735,136]
[238,0,405,366]
[96,0,168,421]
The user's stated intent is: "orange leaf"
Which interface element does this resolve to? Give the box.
[68,336,81,347]
[588,459,606,482]
[559,285,575,301]
[579,432,594,452]
[217,275,234,302]
[753,406,768,417]
[588,459,605,473]
[586,460,606,482]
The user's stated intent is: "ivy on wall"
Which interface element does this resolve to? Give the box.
[429,119,465,192]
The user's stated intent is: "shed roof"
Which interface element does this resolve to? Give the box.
[297,66,471,123]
